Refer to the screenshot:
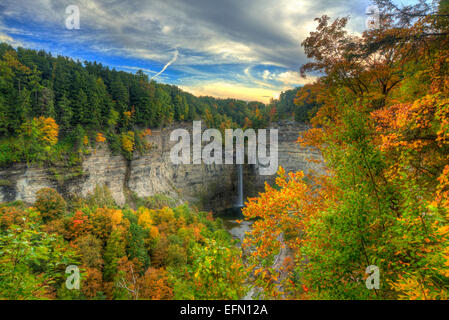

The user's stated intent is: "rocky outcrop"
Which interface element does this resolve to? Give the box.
[127,123,236,210]
[0,121,325,211]
[0,165,56,204]
[243,121,325,198]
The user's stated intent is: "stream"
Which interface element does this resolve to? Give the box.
[215,208,258,299]
[215,207,253,244]
[222,219,254,244]
[216,207,289,300]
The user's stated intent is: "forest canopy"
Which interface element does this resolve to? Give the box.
[0,43,315,166]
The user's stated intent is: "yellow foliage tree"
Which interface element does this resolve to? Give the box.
[96,132,106,143]
[19,116,59,162]
[121,131,135,158]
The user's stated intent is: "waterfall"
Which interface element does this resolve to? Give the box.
[236,164,244,207]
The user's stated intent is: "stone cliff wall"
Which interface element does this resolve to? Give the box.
[0,121,325,211]
[128,123,236,211]
[246,121,324,193]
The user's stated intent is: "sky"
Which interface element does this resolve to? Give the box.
[0,0,415,102]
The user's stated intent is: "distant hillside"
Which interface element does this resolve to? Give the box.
[269,87,320,123]
[0,43,317,166]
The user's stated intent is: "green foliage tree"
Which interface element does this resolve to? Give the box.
[126,223,150,270]
[0,210,78,299]
[103,227,127,282]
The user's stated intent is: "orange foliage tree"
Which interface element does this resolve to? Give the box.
[244,0,449,300]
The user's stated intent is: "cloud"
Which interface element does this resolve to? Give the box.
[117,65,157,74]
[262,70,275,81]
[0,26,24,47]
[0,0,375,101]
[150,49,178,80]
[244,66,278,89]
[0,32,13,43]
[0,0,373,66]
[276,71,316,88]
[180,80,281,103]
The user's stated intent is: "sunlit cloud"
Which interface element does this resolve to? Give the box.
[0,32,13,43]
[180,81,282,103]
[276,71,316,88]
[0,0,375,101]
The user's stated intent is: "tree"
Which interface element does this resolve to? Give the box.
[19,116,59,163]
[103,227,127,282]
[0,209,78,299]
[126,223,150,270]
[73,89,90,126]
[180,239,247,300]
[243,0,449,300]
[138,267,173,300]
[17,88,32,122]
[121,131,135,160]
[75,234,103,268]
[34,188,67,222]
[37,87,55,118]
[56,94,72,131]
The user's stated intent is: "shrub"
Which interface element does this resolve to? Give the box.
[166,243,187,268]
[144,194,178,210]
[34,188,67,222]
[0,204,27,229]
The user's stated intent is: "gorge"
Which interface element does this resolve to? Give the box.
[0,121,324,213]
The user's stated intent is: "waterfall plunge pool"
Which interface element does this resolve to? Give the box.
[213,164,253,244]
[215,207,254,244]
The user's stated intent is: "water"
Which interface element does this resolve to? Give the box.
[216,165,249,243]
[236,164,244,207]
[216,207,253,244]
[216,166,285,300]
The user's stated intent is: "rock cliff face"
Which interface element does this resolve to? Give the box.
[0,122,325,211]
[127,123,236,210]
[245,121,325,197]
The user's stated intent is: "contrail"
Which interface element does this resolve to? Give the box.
[150,49,178,80]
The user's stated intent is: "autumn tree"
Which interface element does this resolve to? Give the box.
[0,209,78,299]
[35,188,67,222]
[19,116,59,163]
[244,0,449,300]
[103,227,127,282]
